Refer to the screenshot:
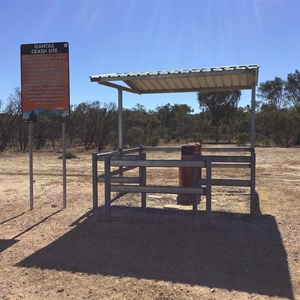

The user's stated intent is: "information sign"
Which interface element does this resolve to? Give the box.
[21,42,70,122]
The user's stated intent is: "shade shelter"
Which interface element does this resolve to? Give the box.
[90,65,259,217]
[90,64,259,149]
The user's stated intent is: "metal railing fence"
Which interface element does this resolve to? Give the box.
[92,146,256,218]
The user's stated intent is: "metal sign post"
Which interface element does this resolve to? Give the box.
[62,123,67,208]
[29,123,33,210]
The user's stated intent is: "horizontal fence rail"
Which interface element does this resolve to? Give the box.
[143,146,253,153]
[110,159,206,168]
[110,185,206,195]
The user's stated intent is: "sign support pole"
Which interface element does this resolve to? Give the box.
[29,123,33,210]
[62,122,67,208]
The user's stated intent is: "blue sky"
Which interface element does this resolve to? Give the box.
[0,0,299,113]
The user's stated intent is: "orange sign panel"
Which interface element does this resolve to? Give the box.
[21,42,70,122]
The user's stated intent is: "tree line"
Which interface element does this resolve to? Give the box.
[0,70,299,152]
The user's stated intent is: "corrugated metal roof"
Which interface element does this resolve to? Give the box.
[90,65,259,94]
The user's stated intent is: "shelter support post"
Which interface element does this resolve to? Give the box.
[251,83,256,148]
[118,89,123,150]
[250,149,256,215]
[250,83,256,215]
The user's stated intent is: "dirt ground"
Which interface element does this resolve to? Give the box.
[0,146,299,299]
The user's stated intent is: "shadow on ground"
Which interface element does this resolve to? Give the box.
[0,239,18,252]
[0,210,61,254]
[17,206,293,299]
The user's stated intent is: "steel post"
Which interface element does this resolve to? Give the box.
[92,153,98,209]
[251,83,256,148]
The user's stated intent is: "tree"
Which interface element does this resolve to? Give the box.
[197,90,241,142]
[71,101,117,150]
[257,73,300,146]
[33,123,48,150]
[286,70,300,111]
[97,102,117,151]
[155,103,195,142]
[169,104,194,140]
[122,104,161,147]
[256,105,300,147]
[0,88,22,151]
[156,103,173,129]
[258,77,286,109]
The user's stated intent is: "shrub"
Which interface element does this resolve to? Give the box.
[146,136,160,146]
[126,127,146,147]
[236,132,249,146]
[58,151,77,159]
[257,136,272,147]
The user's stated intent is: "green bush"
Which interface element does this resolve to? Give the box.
[126,127,146,147]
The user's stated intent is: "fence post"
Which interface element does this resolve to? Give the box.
[192,152,199,212]
[139,152,147,211]
[250,149,256,215]
[206,157,212,215]
[118,148,123,193]
[118,147,123,175]
[92,153,98,209]
[104,155,111,220]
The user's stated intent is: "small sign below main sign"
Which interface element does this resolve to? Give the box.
[21,42,70,122]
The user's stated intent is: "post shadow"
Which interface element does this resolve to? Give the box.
[252,191,262,215]
[0,210,62,254]
[0,212,25,225]
[0,239,19,253]
[17,204,294,299]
